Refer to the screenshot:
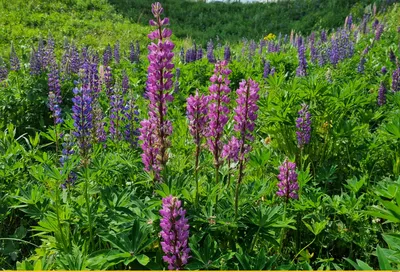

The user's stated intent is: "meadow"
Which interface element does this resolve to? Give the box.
[1,0,400,270]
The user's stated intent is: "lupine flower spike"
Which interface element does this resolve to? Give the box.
[139,2,175,179]
[296,103,311,148]
[160,195,190,270]
[277,159,299,202]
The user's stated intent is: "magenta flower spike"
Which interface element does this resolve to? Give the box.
[139,2,175,179]
[187,91,209,146]
[160,195,191,270]
[276,159,299,201]
[206,60,231,168]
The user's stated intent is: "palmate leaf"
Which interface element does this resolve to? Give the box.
[98,220,154,267]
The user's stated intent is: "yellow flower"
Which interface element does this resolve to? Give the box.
[264,33,276,41]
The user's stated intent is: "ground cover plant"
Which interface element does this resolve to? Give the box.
[1,0,400,270]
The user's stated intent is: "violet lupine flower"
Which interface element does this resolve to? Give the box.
[179,47,185,63]
[372,19,379,30]
[390,49,396,64]
[392,68,400,92]
[381,66,387,75]
[122,71,130,95]
[270,67,276,76]
[110,85,125,140]
[310,32,317,63]
[232,79,259,154]
[296,42,307,77]
[224,45,231,62]
[358,57,366,74]
[276,159,299,201]
[160,195,190,270]
[129,42,137,63]
[346,14,353,30]
[60,133,77,189]
[206,61,231,167]
[186,91,209,146]
[263,60,271,78]
[296,103,311,148]
[375,24,384,41]
[221,136,241,162]
[207,40,215,63]
[29,50,41,75]
[124,96,140,147]
[321,30,327,43]
[196,46,203,60]
[48,92,63,124]
[329,38,339,67]
[174,68,180,94]
[72,86,93,159]
[248,40,257,60]
[103,44,112,66]
[10,43,20,71]
[104,66,113,97]
[92,101,106,143]
[43,35,55,69]
[136,41,141,61]
[70,44,81,74]
[140,2,175,177]
[0,58,8,82]
[378,82,387,106]
[139,120,160,175]
[259,39,266,54]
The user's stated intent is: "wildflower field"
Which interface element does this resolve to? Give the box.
[1,0,400,270]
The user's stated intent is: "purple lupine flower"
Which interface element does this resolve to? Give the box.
[346,14,353,30]
[122,71,130,95]
[296,42,307,77]
[70,43,81,74]
[124,95,140,147]
[230,79,259,160]
[263,60,271,78]
[103,44,112,66]
[276,159,299,201]
[136,40,140,62]
[110,84,125,140]
[296,103,311,148]
[389,49,396,64]
[224,45,231,62]
[259,39,266,54]
[29,49,41,75]
[140,2,175,177]
[372,19,379,30]
[160,195,191,270]
[329,37,339,67]
[206,60,231,167]
[179,47,185,63]
[310,32,317,63]
[174,68,180,94]
[139,120,160,176]
[375,24,384,41]
[207,40,215,63]
[225,74,260,167]
[381,66,387,75]
[270,67,276,76]
[321,30,327,43]
[104,66,113,97]
[72,86,93,160]
[196,46,203,60]
[358,57,366,74]
[222,136,241,162]
[92,101,106,143]
[187,91,209,146]
[0,58,8,82]
[10,43,20,71]
[248,40,257,60]
[129,42,136,63]
[392,67,400,92]
[47,60,63,125]
[48,92,63,125]
[378,82,387,106]
[60,133,77,189]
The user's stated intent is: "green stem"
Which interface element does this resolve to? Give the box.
[195,143,200,208]
[291,236,316,264]
[279,202,287,254]
[215,165,219,215]
[235,160,244,220]
[0,238,38,247]
[55,186,67,250]
[84,169,94,251]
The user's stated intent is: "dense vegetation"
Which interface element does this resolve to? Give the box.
[1,0,400,270]
[109,0,396,44]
